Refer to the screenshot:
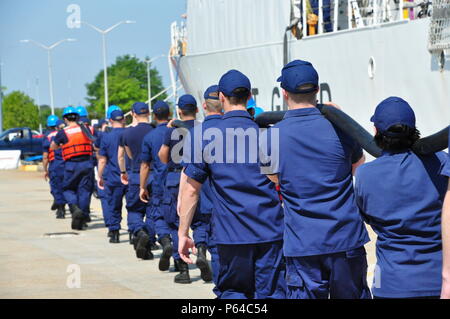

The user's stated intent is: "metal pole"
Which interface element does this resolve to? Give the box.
[146,61,151,104]
[0,60,3,133]
[47,49,55,115]
[102,33,109,117]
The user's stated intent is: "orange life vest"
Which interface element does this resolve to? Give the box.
[46,130,58,162]
[61,125,93,161]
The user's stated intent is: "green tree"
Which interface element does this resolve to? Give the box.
[2,91,39,130]
[85,54,166,118]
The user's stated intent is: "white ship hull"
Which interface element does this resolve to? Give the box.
[174,0,449,136]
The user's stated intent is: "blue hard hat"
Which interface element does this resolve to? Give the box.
[107,105,121,119]
[247,97,256,109]
[56,119,65,127]
[46,115,59,127]
[75,106,88,117]
[253,106,264,117]
[63,106,78,117]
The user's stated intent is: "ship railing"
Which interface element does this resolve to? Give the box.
[123,81,183,125]
[428,0,450,53]
[292,0,432,39]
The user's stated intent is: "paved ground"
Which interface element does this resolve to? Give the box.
[0,169,377,299]
[0,169,215,299]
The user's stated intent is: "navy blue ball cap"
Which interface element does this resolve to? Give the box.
[371,97,416,134]
[203,85,220,100]
[177,94,197,110]
[277,60,319,94]
[153,100,170,114]
[110,110,124,121]
[218,70,251,97]
[132,102,149,114]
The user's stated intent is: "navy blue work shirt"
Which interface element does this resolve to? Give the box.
[43,130,63,163]
[141,122,169,196]
[184,110,284,245]
[162,120,196,171]
[443,128,450,177]
[184,114,222,215]
[54,129,69,145]
[121,122,153,174]
[355,150,448,298]
[98,127,125,186]
[262,107,369,257]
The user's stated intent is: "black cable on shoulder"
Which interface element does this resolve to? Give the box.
[78,121,96,142]
[412,126,449,155]
[255,106,448,157]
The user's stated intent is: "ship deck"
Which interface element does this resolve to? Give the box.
[0,169,376,299]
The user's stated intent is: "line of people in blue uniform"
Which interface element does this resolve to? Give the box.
[41,59,450,299]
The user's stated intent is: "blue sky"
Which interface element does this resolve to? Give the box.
[0,0,186,108]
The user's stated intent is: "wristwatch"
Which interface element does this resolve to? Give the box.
[121,171,126,174]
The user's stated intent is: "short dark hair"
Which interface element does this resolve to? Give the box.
[154,109,170,121]
[64,114,79,122]
[180,107,197,117]
[225,88,250,105]
[374,124,420,151]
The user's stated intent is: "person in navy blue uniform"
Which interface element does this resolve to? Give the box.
[442,128,450,299]
[51,106,95,230]
[94,118,110,230]
[158,94,200,284]
[97,109,127,243]
[178,70,286,299]
[181,85,222,288]
[42,114,66,219]
[140,100,174,271]
[118,102,155,260]
[355,97,448,299]
[262,60,370,299]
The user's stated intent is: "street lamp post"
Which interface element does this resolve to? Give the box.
[20,38,76,115]
[0,60,3,133]
[144,54,165,105]
[79,20,136,117]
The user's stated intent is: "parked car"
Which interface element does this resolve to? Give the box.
[0,127,44,158]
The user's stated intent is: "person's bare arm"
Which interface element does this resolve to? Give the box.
[43,152,49,181]
[177,169,189,214]
[266,174,279,185]
[158,145,170,164]
[178,172,202,264]
[118,145,128,185]
[352,154,366,175]
[97,155,107,190]
[441,182,450,299]
[139,161,151,203]
[50,141,60,150]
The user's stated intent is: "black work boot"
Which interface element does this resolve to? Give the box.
[70,204,84,230]
[174,259,191,284]
[109,230,120,244]
[158,236,173,271]
[196,244,213,282]
[173,257,180,272]
[142,243,154,260]
[55,204,65,219]
[135,229,150,259]
[51,200,57,211]
[129,232,135,246]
